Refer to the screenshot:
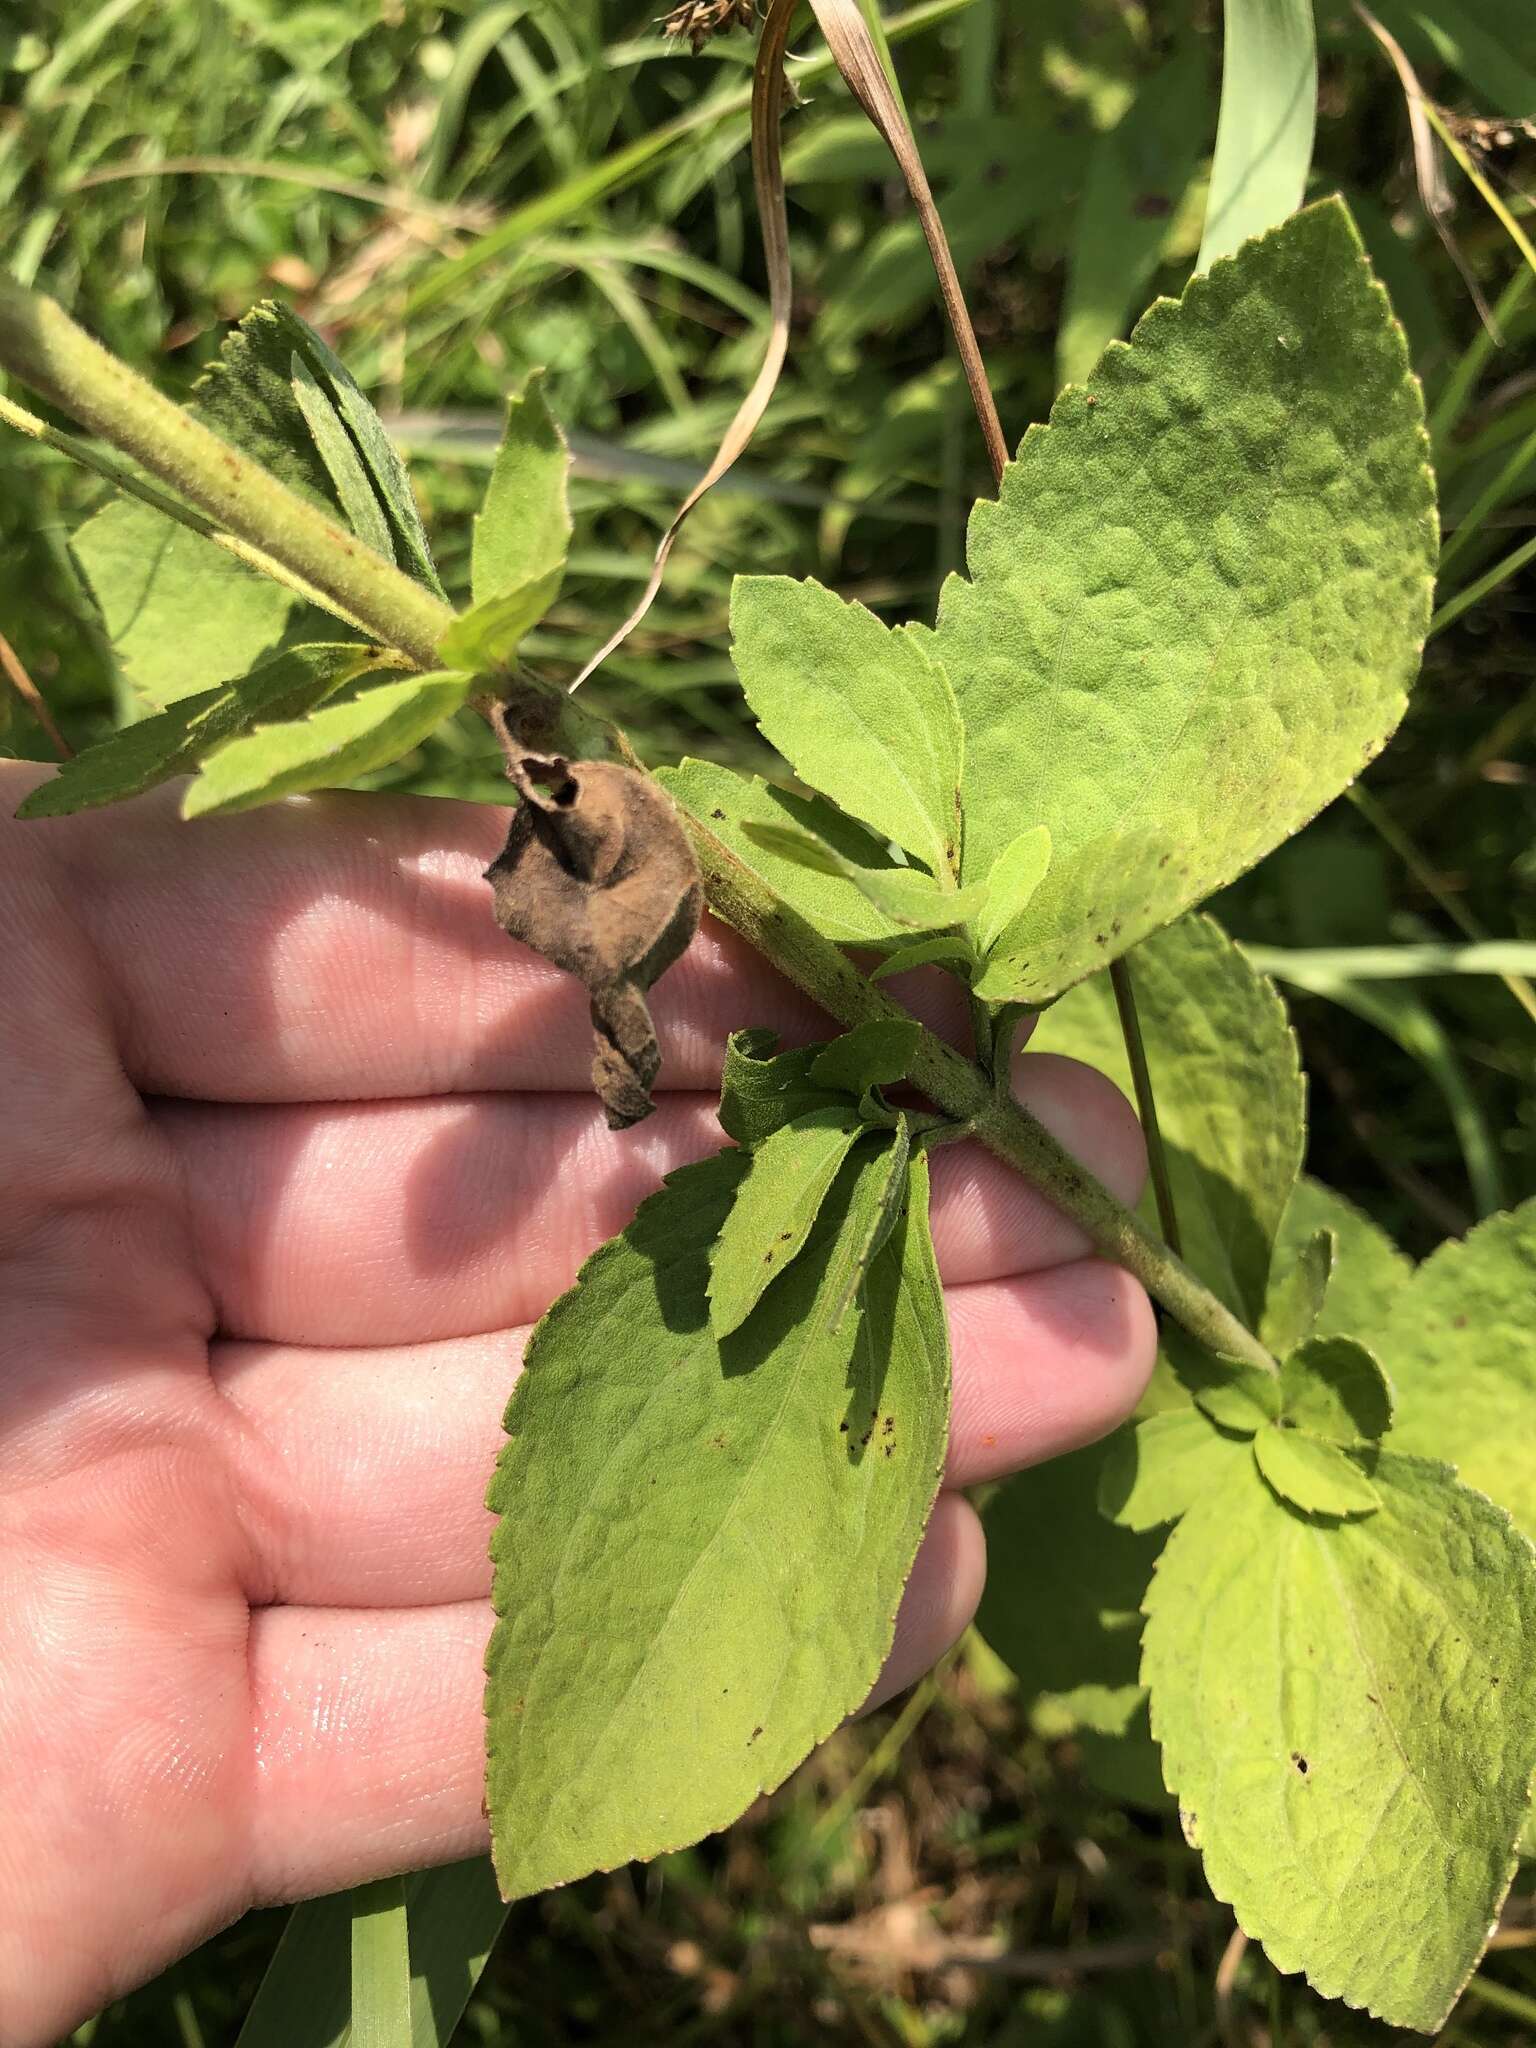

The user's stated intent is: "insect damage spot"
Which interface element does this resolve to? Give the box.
[484,735,702,1128]
[1292,1753,1310,1776]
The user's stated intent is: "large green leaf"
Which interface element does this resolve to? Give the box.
[1057,50,1207,387]
[1144,1449,1536,2029]
[922,199,1436,1001]
[484,1148,949,1900]
[182,672,473,817]
[1029,916,1304,1322]
[1383,1200,1536,1539]
[729,577,964,879]
[350,1878,411,2048]
[16,644,376,818]
[1199,0,1317,271]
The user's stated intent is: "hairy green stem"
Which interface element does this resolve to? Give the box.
[0,275,453,669]
[0,275,1276,1375]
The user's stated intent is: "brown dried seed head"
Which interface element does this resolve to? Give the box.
[484,753,703,1128]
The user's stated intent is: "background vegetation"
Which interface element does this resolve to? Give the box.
[2,0,1534,2039]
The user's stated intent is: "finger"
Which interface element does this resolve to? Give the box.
[213,1260,1153,1607]
[858,1495,984,1715]
[246,1497,983,1903]
[11,767,914,1102]
[162,1054,1145,1345]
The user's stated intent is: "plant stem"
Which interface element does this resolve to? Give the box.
[0,275,454,669]
[685,819,1276,1372]
[0,278,1276,1374]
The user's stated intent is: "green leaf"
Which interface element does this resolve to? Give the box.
[658,758,910,944]
[1098,1408,1247,1530]
[1259,1227,1332,1356]
[1384,1200,1536,1542]
[71,301,346,711]
[718,1030,847,1146]
[1144,1451,1536,2029]
[925,200,1436,1001]
[73,502,316,712]
[708,1109,864,1338]
[438,579,562,673]
[291,316,445,597]
[471,370,573,608]
[182,672,473,817]
[978,1438,1160,1738]
[1198,0,1317,271]
[1057,50,1207,387]
[730,577,963,878]
[833,1119,913,1329]
[485,1149,950,1900]
[234,1862,507,2048]
[870,936,978,982]
[807,1019,920,1097]
[1270,1177,1411,1339]
[1030,916,1304,1321]
[740,822,985,930]
[1252,1425,1381,1516]
[350,1877,411,2048]
[1277,1335,1393,1443]
[291,352,395,561]
[975,823,1052,958]
[1368,0,1536,122]
[15,644,374,818]
[1169,1336,1281,1433]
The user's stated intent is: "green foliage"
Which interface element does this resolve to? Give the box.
[1384,1201,1536,1538]
[15,644,376,817]
[1277,1335,1393,1441]
[717,1029,850,1146]
[1199,0,1317,270]
[1057,50,1206,386]
[1099,1408,1246,1530]
[708,1108,866,1338]
[1270,1177,1414,1338]
[484,1149,949,1901]
[730,576,963,880]
[465,371,572,639]
[924,200,1436,1000]
[977,1439,1159,1742]
[349,1878,411,2048]
[1031,916,1305,1322]
[182,672,473,817]
[1259,1227,1333,1355]
[659,760,910,944]
[1250,1421,1381,1514]
[1144,1449,1536,2030]
[740,820,987,929]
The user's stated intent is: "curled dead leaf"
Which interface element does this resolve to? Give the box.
[484,750,703,1128]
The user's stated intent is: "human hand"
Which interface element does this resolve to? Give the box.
[0,763,1153,2045]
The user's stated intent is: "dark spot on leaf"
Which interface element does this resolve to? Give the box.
[1292,1753,1309,1775]
[839,1421,849,1433]
[711,807,726,820]
[1132,191,1172,219]
[1453,1314,1468,1329]
[749,1725,763,1744]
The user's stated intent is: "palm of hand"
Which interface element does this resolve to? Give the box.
[0,766,1151,2046]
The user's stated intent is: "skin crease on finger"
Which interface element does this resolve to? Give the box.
[0,764,1155,2046]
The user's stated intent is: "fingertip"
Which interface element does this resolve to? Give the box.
[859,1494,984,1716]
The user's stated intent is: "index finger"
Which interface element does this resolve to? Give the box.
[7,764,843,1103]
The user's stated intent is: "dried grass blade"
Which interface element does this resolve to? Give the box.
[567,0,797,692]
[807,0,1009,487]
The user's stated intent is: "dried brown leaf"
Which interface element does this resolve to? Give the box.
[568,0,797,691]
[484,752,703,1128]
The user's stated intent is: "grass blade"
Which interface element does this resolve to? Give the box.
[1198,0,1317,270]
[351,1879,411,2048]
